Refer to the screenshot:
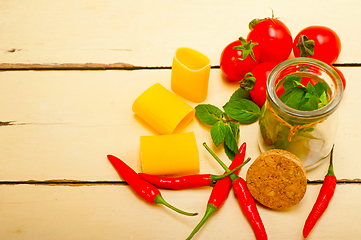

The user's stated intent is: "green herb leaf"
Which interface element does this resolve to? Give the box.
[195,104,223,125]
[305,81,317,98]
[314,82,328,96]
[283,74,303,91]
[229,121,240,142]
[224,122,240,156]
[319,91,328,106]
[229,87,252,102]
[299,94,319,111]
[210,121,226,147]
[223,99,260,124]
[224,144,236,161]
[279,87,305,109]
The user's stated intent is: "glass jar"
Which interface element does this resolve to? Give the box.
[258,58,344,171]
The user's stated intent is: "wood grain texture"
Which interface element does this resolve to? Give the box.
[0,68,359,182]
[1,184,360,240]
[0,0,360,66]
[0,1,360,239]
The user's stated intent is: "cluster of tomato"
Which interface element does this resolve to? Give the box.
[220,16,346,109]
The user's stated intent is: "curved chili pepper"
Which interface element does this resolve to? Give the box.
[138,160,250,190]
[186,142,247,240]
[107,154,197,216]
[303,146,337,238]
[204,143,268,240]
[232,177,268,240]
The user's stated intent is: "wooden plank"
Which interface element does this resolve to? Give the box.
[0,184,360,240]
[0,68,359,181]
[0,0,359,66]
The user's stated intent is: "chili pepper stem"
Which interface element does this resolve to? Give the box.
[326,145,335,177]
[211,157,251,181]
[186,203,218,240]
[203,142,229,170]
[203,142,244,182]
[153,195,197,216]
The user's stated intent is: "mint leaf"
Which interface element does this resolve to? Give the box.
[305,81,317,98]
[223,99,260,124]
[279,87,305,109]
[299,95,319,111]
[210,121,226,147]
[229,87,252,102]
[280,75,330,111]
[319,91,328,106]
[229,121,240,142]
[314,82,328,96]
[283,74,303,91]
[224,144,236,161]
[224,122,240,155]
[195,104,223,125]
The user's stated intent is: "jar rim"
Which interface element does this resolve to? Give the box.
[267,57,344,119]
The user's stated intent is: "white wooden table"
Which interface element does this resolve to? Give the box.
[1,1,360,239]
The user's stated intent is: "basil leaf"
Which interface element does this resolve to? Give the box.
[314,82,328,97]
[224,144,236,161]
[283,74,303,91]
[305,81,317,97]
[279,88,305,109]
[195,104,223,125]
[229,87,252,102]
[230,121,240,142]
[224,122,240,155]
[319,91,328,106]
[210,121,226,147]
[223,99,260,124]
[299,95,319,111]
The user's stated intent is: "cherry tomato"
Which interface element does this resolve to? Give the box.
[293,26,341,64]
[330,65,346,90]
[220,37,260,81]
[249,62,278,108]
[247,18,293,63]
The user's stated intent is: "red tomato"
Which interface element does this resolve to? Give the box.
[247,18,293,63]
[220,37,260,81]
[293,26,341,64]
[249,62,278,108]
[330,65,346,90]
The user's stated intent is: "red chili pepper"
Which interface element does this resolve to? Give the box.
[204,143,268,240]
[107,154,197,216]
[232,177,268,240]
[303,146,337,238]
[138,159,250,190]
[186,142,247,240]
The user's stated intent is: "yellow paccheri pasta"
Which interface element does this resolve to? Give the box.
[132,83,195,135]
[140,132,200,176]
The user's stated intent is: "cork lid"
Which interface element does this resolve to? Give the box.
[246,149,307,210]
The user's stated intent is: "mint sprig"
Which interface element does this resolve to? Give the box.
[279,74,329,111]
[195,88,260,160]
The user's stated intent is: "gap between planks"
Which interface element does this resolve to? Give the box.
[0,179,360,187]
[1,62,359,186]
[0,63,360,71]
